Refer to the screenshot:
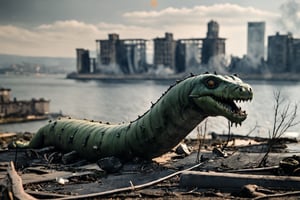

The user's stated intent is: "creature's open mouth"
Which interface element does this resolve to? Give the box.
[212,96,247,116]
[209,95,252,125]
[192,94,252,125]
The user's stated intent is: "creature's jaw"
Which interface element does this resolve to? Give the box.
[191,94,252,125]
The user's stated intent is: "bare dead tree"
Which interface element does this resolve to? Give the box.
[221,120,232,151]
[196,119,208,163]
[246,121,259,137]
[258,90,299,167]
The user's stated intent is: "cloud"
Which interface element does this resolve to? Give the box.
[123,3,277,27]
[37,20,99,34]
[95,22,157,38]
[0,25,43,55]
[0,3,281,57]
[0,20,161,57]
[0,21,98,57]
[123,3,279,56]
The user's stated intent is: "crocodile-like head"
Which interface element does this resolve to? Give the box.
[190,74,253,125]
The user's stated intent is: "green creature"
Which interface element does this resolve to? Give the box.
[15,73,253,161]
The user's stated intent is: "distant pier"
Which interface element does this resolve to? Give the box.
[67,72,300,82]
[66,72,185,81]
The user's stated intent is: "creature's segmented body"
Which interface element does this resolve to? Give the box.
[18,74,253,161]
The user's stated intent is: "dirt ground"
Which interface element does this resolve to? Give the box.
[1,131,300,199]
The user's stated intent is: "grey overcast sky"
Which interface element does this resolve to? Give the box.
[0,0,297,57]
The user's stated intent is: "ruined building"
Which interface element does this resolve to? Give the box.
[176,39,202,73]
[96,34,147,74]
[153,33,177,71]
[228,21,266,74]
[76,48,91,73]
[75,20,227,75]
[293,38,300,72]
[267,32,300,73]
[0,88,49,119]
[97,33,119,67]
[201,20,226,65]
[117,39,147,74]
[247,22,265,63]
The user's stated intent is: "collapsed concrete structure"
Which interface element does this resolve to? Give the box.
[0,88,49,120]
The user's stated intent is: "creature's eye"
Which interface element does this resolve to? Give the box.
[207,80,215,87]
[205,78,219,89]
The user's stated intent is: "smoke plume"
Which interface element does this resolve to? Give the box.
[278,0,300,35]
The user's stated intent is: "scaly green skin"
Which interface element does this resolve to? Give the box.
[16,73,253,161]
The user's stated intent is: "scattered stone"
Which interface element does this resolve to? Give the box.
[212,147,227,157]
[279,155,300,176]
[175,143,191,156]
[62,150,80,164]
[97,156,123,173]
[56,177,69,185]
[1,134,300,199]
[238,184,266,198]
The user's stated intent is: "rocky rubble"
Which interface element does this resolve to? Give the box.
[0,131,300,199]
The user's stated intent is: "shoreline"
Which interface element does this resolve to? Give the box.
[66,72,183,81]
[0,115,48,124]
[0,112,63,124]
[66,72,300,82]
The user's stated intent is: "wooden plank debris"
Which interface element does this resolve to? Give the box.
[180,171,300,192]
[0,132,17,138]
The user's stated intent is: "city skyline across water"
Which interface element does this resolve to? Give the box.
[75,17,300,77]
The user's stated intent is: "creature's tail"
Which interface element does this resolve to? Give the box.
[9,126,46,149]
[9,141,30,148]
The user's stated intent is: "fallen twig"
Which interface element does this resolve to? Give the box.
[26,190,70,199]
[225,166,279,175]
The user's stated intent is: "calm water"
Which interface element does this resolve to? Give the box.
[1,74,300,139]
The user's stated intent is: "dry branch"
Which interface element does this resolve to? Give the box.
[6,161,37,200]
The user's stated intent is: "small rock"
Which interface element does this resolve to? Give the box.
[97,156,123,173]
[56,177,69,185]
[279,155,300,175]
[175,143,191,156]
[238,184,266,198]
[212,147,227,157]
[62,150,80,164]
